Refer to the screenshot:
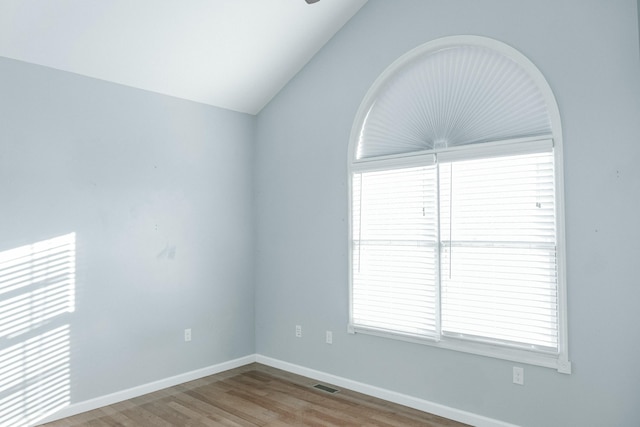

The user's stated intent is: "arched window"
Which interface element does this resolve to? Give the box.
[348,36,570,373]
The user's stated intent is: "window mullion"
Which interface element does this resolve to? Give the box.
[434,160,442,341]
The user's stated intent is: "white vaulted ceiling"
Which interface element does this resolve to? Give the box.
[0,0,367,114]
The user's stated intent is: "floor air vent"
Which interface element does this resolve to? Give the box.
[313,384,339,394]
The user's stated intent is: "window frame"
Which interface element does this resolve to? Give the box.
[347,36,570,374]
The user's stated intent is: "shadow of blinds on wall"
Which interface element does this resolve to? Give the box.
[0,233,76,426]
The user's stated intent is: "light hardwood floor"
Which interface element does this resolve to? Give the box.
[38,363,470,426]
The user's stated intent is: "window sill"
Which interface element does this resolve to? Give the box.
[348,324,571,374]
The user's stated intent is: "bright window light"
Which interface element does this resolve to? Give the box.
[348,36,570,373]
[0,233,75,426]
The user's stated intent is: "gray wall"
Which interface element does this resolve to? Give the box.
[0,57,255,405]
[2,1,639,426]
[255,1,640,426]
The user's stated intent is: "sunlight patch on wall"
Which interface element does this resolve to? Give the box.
[0,233,75,427]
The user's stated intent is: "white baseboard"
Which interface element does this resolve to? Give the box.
[37,353,518,427]
[37,354,257,425]
[256,355,519,427]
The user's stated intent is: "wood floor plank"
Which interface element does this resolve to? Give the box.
[172,390,261,427]
[37,363,471,427]
[165,400,240,427]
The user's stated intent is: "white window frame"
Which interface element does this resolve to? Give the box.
[347,36,570,374]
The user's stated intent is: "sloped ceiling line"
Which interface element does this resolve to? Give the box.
[0,0,368,114]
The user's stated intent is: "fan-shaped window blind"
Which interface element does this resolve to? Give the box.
[348,36,570,373]
[353,38,557,160]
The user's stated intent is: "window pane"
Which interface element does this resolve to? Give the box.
[352,166,438,337]
[441,245,558,350]
[353,243,437,335]
[439,153,556,244]
[439,152,558,351]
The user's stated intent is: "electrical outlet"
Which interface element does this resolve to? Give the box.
[295,325,302,338]
[184,328,192,342]
[513,366,524,385]
[326,330,333,344]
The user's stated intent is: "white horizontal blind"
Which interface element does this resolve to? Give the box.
[352,165,438,338]
[439,152,558,352]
